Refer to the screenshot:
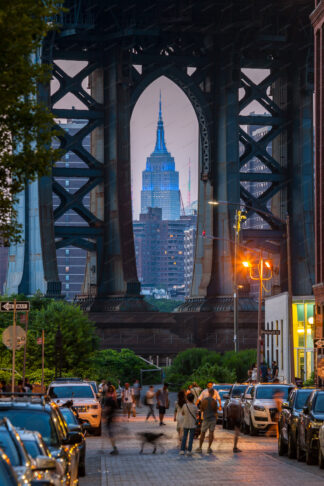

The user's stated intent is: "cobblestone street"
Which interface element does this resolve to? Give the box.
[79,405,324,486]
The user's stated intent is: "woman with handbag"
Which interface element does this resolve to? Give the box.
[180,393,198,455]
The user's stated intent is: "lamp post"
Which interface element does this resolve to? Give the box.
[242,256,273,381]
[208,200,295,383]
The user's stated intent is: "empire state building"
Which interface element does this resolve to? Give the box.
[140,94,180,220]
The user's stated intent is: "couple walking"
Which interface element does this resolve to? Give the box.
[145,383,169,426]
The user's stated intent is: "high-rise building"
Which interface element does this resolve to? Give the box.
[184,226,196,295]
[53,119,90,301]
[133,208,195,294]
[141,94,180,220]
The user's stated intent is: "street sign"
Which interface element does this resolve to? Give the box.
[0,301,30,312]
[2,325,26,350]
[261,329,280,336]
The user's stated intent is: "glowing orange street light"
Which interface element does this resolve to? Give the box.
[242,261,251,268]
[264,261,272,269]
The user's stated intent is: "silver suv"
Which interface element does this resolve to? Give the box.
[242,384,294,435]
[48,379,102,436]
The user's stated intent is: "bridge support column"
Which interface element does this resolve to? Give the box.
[91,49,151,311]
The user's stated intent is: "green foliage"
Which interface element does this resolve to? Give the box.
[0,0,63,243]
[0,296,98,382]
[144,298,182,312]
[87,349,157,384]
[166,347,257,389]
[303,371,315,386]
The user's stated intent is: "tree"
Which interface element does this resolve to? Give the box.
[0,296,98,378]
[0,0,62,243]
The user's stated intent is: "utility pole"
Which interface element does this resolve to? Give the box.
[233,210,246,353]
[286,215,295,384]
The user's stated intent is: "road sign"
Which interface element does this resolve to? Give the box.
[0,301,30,312]
[2,325,26,350]
[261,329,280,336]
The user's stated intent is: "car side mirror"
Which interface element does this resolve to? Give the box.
[245,394,252,400]
[302,406,308,414]
[68,424,83,433]
[281,402,290,410]
[34,455,56,470]
[223,394,229,399]
[63,431,83,445]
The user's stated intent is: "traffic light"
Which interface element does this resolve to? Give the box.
[202,230,206,237]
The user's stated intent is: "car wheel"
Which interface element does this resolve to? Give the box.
[94,421,102,436]
[250,416,258,436]
[296,437,305,462]
[278,429,286,456]
[306,443,316,465]
[287,432,296,459]
[319,445,324,469]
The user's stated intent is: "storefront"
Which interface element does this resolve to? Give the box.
[265,293,314,383]
[292,300,314,382]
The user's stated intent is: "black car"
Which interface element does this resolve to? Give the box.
[0,398,82,485]
[60,407,88,477]
[278,388,314,457]
[222,384,249,429]
[296,389,324,465]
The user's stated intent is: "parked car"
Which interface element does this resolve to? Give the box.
[0,417,34,484]
[318,423,324,468]
[0,397,81,486]
[278,387,314,457]
[18,428,66,486]
[0,449,20,486]
[217,390,233,423]
[213,384,233,392]
[239,385,254,433]
[48,379,102,436]
[242,383,294,435]
[296,389,324,464]
[60,407,87,477]
[222,384,249,429]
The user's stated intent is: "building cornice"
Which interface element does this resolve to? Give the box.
[310,1,324,28]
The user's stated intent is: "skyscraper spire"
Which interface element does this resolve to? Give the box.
[153,91,168,154]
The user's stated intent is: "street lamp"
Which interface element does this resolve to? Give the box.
[208,200,295,384]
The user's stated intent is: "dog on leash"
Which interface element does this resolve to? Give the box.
[137,432,165,454]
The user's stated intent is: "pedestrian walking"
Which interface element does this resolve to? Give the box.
[103,385,119,455]
[272,361,279,381]
[174,390,186,446]
[116,380,122,409]
[180,393,198,455]
[196,388,220,454]
[145,385,157,421]
[133,379,142,407]
[156,383,169,426]
[186,383,201,401]
[197,381,221,404]
[260,361,268,382]
[122,383,134,420]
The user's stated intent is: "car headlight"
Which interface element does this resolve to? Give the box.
[253,405,265,411]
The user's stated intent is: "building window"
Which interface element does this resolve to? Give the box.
[65,180,70,187]
[65,249,70,255]
[65,266,69,272]
[65,275,69,281]
[65,284,70,289]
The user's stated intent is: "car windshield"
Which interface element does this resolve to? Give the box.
[0,431,20,467]
[314,393,324,413]
[0,410,59,447]
[0,459,16,486]
[295,390,312,410]
[218,391,229,399]
[23,439,41,459]
[49,385,94,399]
[231,386,247,397]
[255,386,290,400]
[60,408,78,426]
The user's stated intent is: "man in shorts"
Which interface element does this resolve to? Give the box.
[122,383,134,420]
[196,388,221,453]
